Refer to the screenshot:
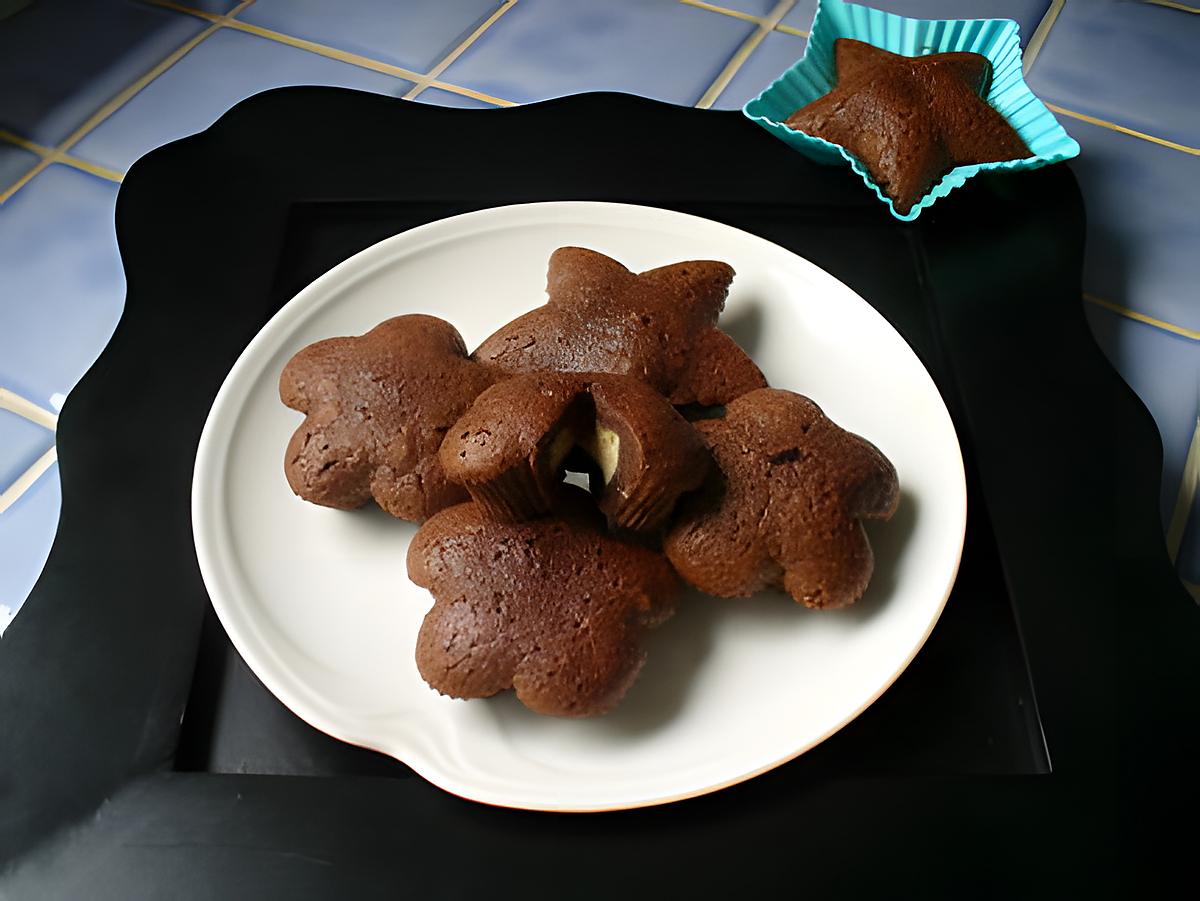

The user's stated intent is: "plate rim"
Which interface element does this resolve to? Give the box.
[191,199,967,812]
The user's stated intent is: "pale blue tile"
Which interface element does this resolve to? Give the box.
[0,167,84,637]
[412,88,500,110]
[0,144,39,193]
[0,456,60,634]
[0,0,206,149]
[71,27,414,173]
[239,0,503,73]
[1083,303,1200,529]
[781,1,1050,43]
[1069,120,1200,334]
[713,29,806,109]
[0,164,124,408]
[1026,0,1200,148]
[780,0,817,32]
[440,0,757,106]
[0,409,54,493]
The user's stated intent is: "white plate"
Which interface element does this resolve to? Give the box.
[193,202,965,811]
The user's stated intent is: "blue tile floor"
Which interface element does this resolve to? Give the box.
[1,0,1198,633]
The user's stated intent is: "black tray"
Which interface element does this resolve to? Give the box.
[1,90,1193,895]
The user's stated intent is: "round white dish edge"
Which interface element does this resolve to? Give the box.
[191,201,967,812]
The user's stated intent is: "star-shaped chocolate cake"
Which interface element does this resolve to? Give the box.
[279,315,497,522]
[785,39,1031,214]
[471,247,766,407]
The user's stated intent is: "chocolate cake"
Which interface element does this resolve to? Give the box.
[664,389,899,609]
[785,39,1031,214]
[472,247,767,406]
[408,491,680,717]
[280,315,497,521]
[439,372,713,532]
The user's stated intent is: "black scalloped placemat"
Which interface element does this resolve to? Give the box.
[1,90,1192,895]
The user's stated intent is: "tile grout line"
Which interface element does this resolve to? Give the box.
[404,0,519,102]
[57,1,259,157]
[144,0,236,22]
[1166,418,1200,562]
[679,0,808,35]
[775,23,809,38]
[1088,299,1200,603]
[221,15,515,105]
[0,129,123,187]
[0,447,58,516]
[695,0,796,109]
[426,80,516,107]
[216,18,515,105]
[6,0,524,201]
[1083,294,1200,343]
[1021,0,1063,75]
[43,155,123,184]
[0,128,49,156]
[677,0,810,37]
[0,388,58,432]
[222,18,422,79]
[0,129,55,203]
[1146,0,1200,12]
[0,387,58,517]
[679,0,763,26]
[1046,103,1200,156]
[150,0,516,105]
[0,2,256,204]
[0,153,49,204]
